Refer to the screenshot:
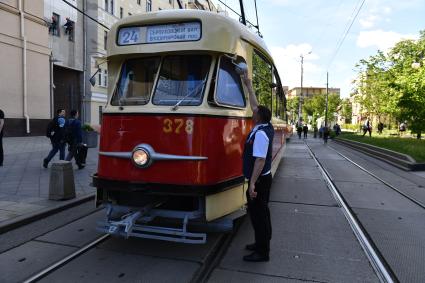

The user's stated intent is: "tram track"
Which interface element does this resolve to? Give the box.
[305,142,396,283]
[21,217,242,283]
[327,144,425,210]
[22,234,110,283]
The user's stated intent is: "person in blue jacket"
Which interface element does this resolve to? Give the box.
[65,110,84,169]
[43,109,66,168]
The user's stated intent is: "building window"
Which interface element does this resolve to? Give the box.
[49,13,60,36]
[146,0,152,12]
[103,69,108,87]
[120,7,123,18]
[169,0,172,5]
[128,12,132,16]
[104,31,108,50]
[137,0,141,5]
[98,69,102,86]
[105,0,114,15]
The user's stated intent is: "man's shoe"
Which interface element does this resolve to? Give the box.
[43,159,48,168]
[243,252,269,262]
[245,243,256,251]
[77,164,85,170]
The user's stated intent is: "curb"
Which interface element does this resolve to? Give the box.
[0,193,95,235]
[334,138,425,171]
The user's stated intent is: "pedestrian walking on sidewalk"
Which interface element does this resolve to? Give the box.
[303,124,308,139]
[296,124,302,139]
[240,70,273,262]
[0,108,4,167]
[43,109,67,168]
[323,126,330,144]
[65,110,85,169]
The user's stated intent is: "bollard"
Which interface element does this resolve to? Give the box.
[49,161,76,200]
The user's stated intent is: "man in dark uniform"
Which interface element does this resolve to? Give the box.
[241,71,274,262]
[43,109,67,168]
[65,110,84,169]
[0,108,4,166]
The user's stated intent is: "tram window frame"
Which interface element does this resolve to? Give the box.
[152,54,212,107]
[212,55,246,109]
[273,69,285,119]
[110,56,161,106]
[252,50,273,114]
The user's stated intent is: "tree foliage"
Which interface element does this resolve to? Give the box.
[354,30,425,138]
[302,93,341,124]
[340,98,352,123]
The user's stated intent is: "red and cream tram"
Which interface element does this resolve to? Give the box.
[93,9,290,243]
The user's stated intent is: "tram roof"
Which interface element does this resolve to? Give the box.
[107,9,272,61]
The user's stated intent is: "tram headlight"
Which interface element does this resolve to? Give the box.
[132,148,150,167]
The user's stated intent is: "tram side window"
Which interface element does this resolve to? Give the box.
[152,55,211,106]
[111,57,160,106]
[273,70,286,119]
[214,56,246,108]
[252,51,272,111]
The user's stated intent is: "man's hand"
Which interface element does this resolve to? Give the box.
[249,182,257,199]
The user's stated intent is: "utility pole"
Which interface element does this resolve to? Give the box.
[325,71,329,128]
[239,0,246,25]
[298,54,304,125]
[298,51,311,125]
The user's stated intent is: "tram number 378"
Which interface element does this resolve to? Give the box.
[163,118,194,135]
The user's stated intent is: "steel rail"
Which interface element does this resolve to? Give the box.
[23,234,110,283]
[328,144,425,209]
[305,142,395,283]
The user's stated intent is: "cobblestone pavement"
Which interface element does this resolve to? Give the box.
[0,136,97,225]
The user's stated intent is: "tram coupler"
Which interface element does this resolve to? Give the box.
[105,211,142,238]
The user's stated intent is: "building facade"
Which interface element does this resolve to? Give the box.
[287,86,340,99]
[0,0,50,136]
[1,0,220,136]
[44,0,85,125]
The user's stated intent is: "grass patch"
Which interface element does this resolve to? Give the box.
[338,133,425,162]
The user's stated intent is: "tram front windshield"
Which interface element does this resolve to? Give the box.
[111,55,211,106]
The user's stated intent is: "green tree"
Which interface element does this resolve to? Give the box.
[286,97,299,123]
[389,31,425,139]
[340,98,353,124]
[354,51,397,121]
[354,30,425,138]
[302,93,341,125]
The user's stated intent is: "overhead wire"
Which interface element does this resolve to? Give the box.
[62,0,110,30]
[215,0,261,35]
[326,0,366,70]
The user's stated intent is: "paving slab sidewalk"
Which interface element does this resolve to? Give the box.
[209,137,379,282]
[0,136,97,230]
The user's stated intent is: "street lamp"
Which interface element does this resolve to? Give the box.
[298,51,312,125]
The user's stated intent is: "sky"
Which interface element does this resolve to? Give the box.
[210,0,425,98]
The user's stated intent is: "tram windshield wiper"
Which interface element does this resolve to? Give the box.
[171,79,207,111]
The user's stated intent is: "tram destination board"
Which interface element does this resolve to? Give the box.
[118,22,201,45]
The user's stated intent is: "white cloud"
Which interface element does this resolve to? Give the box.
[356,30,417,51]
[359,15,379,28]
[270,44,322,89]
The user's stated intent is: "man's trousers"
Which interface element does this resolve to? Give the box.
[246,173,272,256]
